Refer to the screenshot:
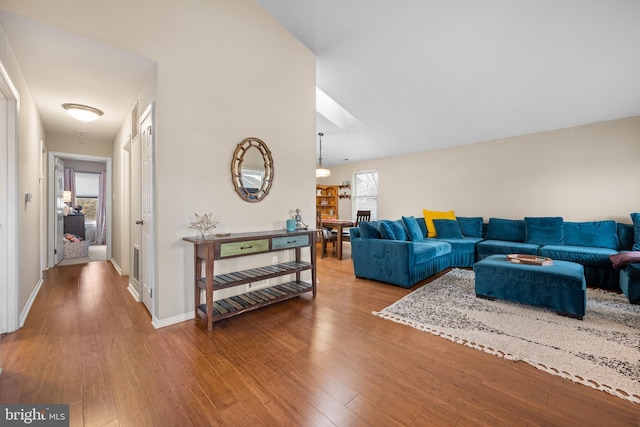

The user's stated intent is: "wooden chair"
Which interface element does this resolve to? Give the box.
[343,210,371,242]
[321,227,337,258]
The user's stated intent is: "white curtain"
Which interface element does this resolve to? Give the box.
[96,172,107,245]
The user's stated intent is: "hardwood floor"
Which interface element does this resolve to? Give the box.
[1,245,638,426]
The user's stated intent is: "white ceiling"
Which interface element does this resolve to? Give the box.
[259,0,640,166]
[0,10,156,141]
[1,3,639,165]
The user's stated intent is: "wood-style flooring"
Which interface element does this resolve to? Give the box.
[1,244,638,426]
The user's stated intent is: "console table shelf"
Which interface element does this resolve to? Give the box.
[184,229,316,330]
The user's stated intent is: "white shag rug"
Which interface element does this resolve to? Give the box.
[373,269,640,404]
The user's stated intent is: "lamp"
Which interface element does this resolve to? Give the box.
[63,191,72,203]
[62,191,72,216]
[62,103,104,123]
[316,132,330,178]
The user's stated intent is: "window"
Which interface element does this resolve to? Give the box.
[74,172,100,223]
[352,170,378,220]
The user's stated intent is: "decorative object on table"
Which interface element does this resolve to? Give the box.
[189,213,219,238]
[231,137,274,203]
[373,269,640,405]
[74,205,83,214]
[506,253,554,266]
[294,208,308,230]
[315,132,330,178]
[286,218,296,232]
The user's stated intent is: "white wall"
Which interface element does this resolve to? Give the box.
[328,116,640,224]
[0,21,45,321]
[3,0,317,326]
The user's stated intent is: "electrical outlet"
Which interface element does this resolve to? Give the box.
[272,255,278,265]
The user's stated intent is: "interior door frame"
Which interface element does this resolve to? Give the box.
[0,61,19,335]
[47,151,112,268]
[139,102,156,319]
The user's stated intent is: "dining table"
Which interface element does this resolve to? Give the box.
[320,219,354,260]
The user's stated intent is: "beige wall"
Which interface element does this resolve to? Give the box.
[3,0,317,325]
[0,22,46,319]
[327,116,640,224]
[46,132,113,157]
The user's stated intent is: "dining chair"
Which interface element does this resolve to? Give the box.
[343,210,371,242]
[321,227,337,258]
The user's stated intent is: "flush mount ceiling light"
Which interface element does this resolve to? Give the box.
[316,132,331,178]
[62,103,104,123]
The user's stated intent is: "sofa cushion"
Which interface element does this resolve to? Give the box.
[379,219,408,241]
[422,209,456,238]
[539,245,618,267]
[486,218,526,242]
[359,221,381,239]
[632,213,640,251]
[525,216,564,245]
[413,240,451,264]
[563,221,619,249]
[433,219,463,239]
[476,240,539,258]
[617,223,634,251]
[402,216,424,241]
[456,216,483,238]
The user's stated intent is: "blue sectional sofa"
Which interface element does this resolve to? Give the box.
[350,214,640,301]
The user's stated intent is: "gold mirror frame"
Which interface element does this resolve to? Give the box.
[231,137,274,203]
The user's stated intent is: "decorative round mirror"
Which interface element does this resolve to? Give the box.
[231,137,274,202]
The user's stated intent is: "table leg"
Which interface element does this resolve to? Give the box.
[336,225,343,259]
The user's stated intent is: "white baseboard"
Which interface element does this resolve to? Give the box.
[110,258,123,275]
[19,276,44,328]
[152,311,194,329]
[127,282,140,302]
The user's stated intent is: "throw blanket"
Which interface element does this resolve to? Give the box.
[609,251,640,270]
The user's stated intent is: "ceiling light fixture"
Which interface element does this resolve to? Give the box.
[62,103,104,123]
[316,132,330,178]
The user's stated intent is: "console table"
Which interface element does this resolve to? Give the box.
[183,229,316,330]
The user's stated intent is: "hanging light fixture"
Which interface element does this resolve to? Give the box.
[62,103,104,123]
[316,132,330,178]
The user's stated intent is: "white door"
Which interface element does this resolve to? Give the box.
[140,104,155,316]
[130,133,142,299]
[54,157,65,265]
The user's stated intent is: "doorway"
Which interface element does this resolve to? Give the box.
[48,152,112,268]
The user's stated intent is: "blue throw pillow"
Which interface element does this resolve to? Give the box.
[563,221,619,249]
[632,213,640,251]
[525,217,564,245]
[486,218,526,242]
[402,216,424,241]
[617,223,634,251]
[359,221,381,239]
[378,220,396,240]
[433,219,463,239]
[456,216,483,238]
[391,219,408,241]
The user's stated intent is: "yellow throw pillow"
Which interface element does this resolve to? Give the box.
[422,209,456,238]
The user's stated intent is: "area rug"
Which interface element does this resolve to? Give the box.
[373,269,640,404]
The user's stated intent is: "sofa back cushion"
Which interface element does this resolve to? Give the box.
[486,218,526,242]
[433,219,463,239]
[617,223,634,251]
[379,219,408,241]
[359,221,381,239]
[456,216,483,238]
[563,221,619,249]
[524,217,564,245]
[402,216,424,241]
[632,212,640,251]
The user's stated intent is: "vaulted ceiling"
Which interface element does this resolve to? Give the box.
[1,2,639,166]
[259,0,640,166]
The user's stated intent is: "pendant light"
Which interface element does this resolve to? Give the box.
[316,132,331,178]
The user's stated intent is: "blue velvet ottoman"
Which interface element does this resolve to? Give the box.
[473,254,586,319]
[619,263,640,304]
